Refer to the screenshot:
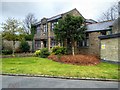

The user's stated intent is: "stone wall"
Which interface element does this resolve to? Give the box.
[100,38,119,62]
[77,32,100,57]
[3,40,32,51]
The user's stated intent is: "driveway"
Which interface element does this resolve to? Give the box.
[1,75,119,88]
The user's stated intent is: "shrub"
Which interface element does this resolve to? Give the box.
[52,46,67,55]
[40,48,50,58]
[19,40,30,53]
[2,50,12,55]
[34,50,41,56]
[15,47,22,53]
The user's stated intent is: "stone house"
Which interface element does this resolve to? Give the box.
[33,8,86,51]
[33,8,119,62]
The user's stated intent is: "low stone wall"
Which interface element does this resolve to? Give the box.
[3,40,32,51]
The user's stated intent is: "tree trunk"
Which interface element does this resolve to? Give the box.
[71,40,75,56]
[12,40,15,56]
[32,40,34,52]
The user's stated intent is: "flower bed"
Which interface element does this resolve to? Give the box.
[48,54,100,65]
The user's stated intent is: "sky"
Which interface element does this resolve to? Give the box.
[0,0,119,24]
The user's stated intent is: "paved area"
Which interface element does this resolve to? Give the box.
[1,75,119,88]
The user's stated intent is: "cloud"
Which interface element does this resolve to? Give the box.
[1,0,119,23]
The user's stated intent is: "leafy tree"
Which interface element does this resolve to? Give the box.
[1,18,24,55]
[54,14,85,55]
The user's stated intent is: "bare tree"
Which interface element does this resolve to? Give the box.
[23,13,37,35]
[98,3,118,21]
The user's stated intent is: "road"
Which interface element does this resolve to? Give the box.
[1,75,119,88]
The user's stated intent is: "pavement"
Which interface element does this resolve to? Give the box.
[1,75,119,88]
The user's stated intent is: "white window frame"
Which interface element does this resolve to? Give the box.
[43,24,47,32]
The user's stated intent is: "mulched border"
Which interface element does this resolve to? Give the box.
[1,73,119,82]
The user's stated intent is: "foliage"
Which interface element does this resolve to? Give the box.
[2,18,24,41]
[19,40,30,53]
[2,50,13,55]
[34,50,41,56]
[15,47,22,53]
[24,34,32,41]
[54,14,85,55]
[52,46,67,55]
[39,48,50,58]
[1,18,24,55]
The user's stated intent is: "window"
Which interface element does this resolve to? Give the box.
[43,24,47,32]
[101,31,107,35]
[51,21,58,30]
[35,40,41,49]
[51,22,54,30]
[77,33,89,47]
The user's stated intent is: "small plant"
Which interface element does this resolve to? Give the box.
[40,48,50,58]
[19,40,30,53]
[2,50,12,55]
[52,46,67,55]
[34,50,41,56]
[15,47,22,53]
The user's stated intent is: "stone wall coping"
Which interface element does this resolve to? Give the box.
[98,33,120,40]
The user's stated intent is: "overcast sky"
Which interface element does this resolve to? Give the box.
[0,0,119,24]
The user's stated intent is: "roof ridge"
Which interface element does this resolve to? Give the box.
[48,8,84,20]
[87,20,114,25]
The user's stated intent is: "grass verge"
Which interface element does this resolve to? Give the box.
[2,57,119,79]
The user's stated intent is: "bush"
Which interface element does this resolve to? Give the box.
[2,50,12,55]
[52,46,67,55]
[15,47,22,53]
[40,48,50,58]
[19,40,30,53]
[34,50,41,56]
[24,35,32,41]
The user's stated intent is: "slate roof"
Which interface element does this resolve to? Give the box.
[86,20,114,32]
[85,19,97,24]
[47,14,62,22]
[34,8,84,26]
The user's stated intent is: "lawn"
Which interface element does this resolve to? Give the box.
[2,57,119,79]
